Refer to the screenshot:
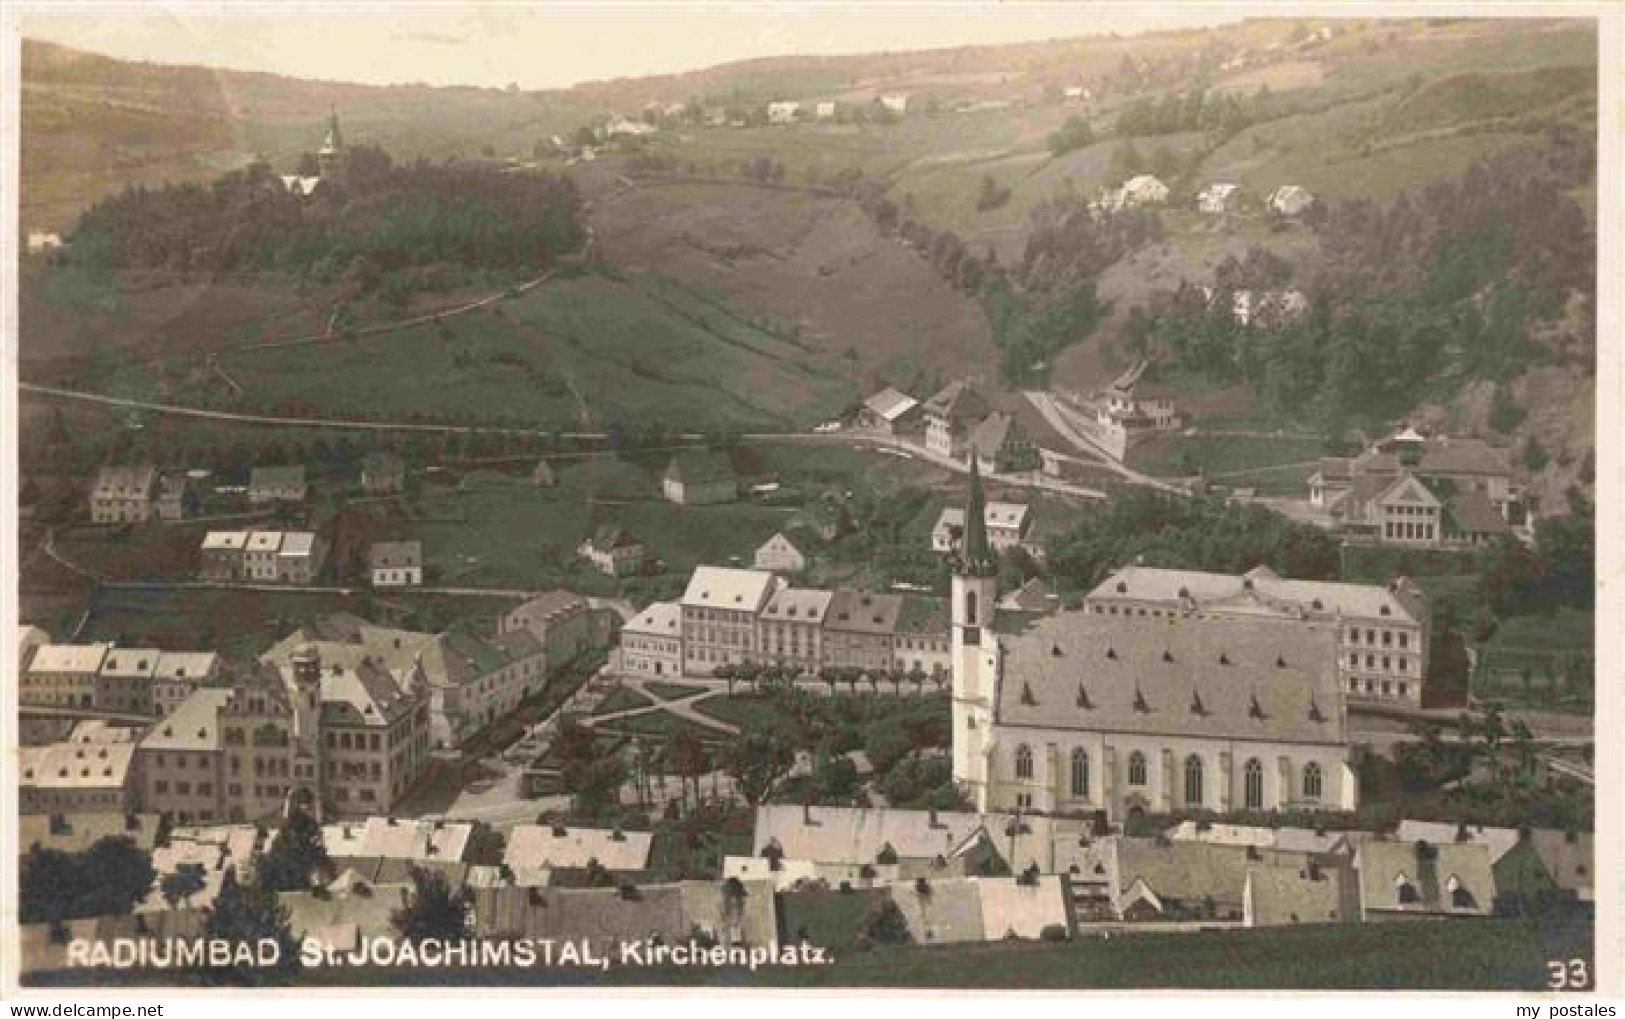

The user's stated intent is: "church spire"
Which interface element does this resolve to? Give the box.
[956,456,998,578]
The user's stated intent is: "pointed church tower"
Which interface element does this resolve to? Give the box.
[950,458,1001,810]
[317,108,344,179]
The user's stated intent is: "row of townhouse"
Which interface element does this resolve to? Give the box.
[619,565,952,680]
[199,529,327,584]
[20,640,221,716]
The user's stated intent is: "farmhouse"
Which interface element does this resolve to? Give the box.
[880,94,909,114]
[815,101,837,120]
[1095,359,1181,457]
[932,500,1030,555]
[663,450,739,505]
[767,100,802,124]
[577,525,647,577]
[500,589,618,670]
[369,540,423,588]
[966,411,1035,474]
[754,530,811,573]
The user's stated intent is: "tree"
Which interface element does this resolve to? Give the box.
[20,837,155,924]
[860,897,912,946]
[202,867,299,985]
[161,864,208,908]
[722,725,796,806]
[256,806,330,892]
[392,865,471,943]
[295,152,320,177]
[668,728,709,812]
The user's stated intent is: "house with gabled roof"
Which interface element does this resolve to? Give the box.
[89,463,158,524]
[1268,184,1315,217]
[680,566,779,674]
[620,601,684,677]
[1353,838,1496,920]
[856,387,922,439]
[922,381,995,460]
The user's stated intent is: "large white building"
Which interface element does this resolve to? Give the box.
[1083,565,1430,706]
[679,566,780,675]
[948,463,1357,821]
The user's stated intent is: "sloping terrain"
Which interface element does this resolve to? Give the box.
[591,181,1001,390]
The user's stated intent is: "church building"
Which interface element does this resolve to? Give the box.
[948,461,1358,820]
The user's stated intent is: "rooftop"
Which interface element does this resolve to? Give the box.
[1086,564,1424,624]
[20,742,137,790]
[504,823,655,872]
[681,565,779,612]
[995,612,1347,746]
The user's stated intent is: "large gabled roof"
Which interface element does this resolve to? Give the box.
[995,611,1346,746]
[681,565,778,612]
[921,380,993,425]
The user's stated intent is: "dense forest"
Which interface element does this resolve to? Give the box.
[65,146,584,282]
[1132,130,1594,432]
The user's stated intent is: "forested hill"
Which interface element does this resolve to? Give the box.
[68,147,583,281]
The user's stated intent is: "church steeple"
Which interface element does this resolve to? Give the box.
[317,107,344,178]
[955,456,999,578]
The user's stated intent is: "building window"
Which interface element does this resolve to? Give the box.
[1183,754,1204,807]
[1128,751,1147,786]
[1070,748,1089,798]
[1302,762,1323,800]
[1395,874,1419,904]
[1244,758,1264,810]
[1014,744,1033,780]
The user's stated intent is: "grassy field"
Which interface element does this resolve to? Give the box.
[645,681,710,700]
[1131,433,1324,494]
[590,684,655,717]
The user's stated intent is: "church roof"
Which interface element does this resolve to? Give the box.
[994,612,1347,746]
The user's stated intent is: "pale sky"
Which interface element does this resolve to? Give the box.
[20,3,1243,91]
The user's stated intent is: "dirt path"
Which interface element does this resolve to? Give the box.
[1021,391,1184,494]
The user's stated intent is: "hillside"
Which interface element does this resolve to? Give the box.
[19,17,1598,502]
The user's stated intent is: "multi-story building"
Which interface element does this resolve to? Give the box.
[854,387,922,439]
[199,531,249,580]
[138,647,431,823]
[823,589,904,672]
[1310,427,1524,549]
[18,624,50,673]
[369,540,423,587]
[261,614,546,750]
[214,530,325,584]
[19,740,137,815]
[680,566,779,675]
[1095,360,1180,459]
[151,652,223,718]
[94,647,161,715]
[89,464,158,524]
[892,595,950,678]
[922,381,995,461]
[1083,564,1430,706]
[620,601,684,678]
[155,475,196,521]
[21,643,112,709]
[500,589,618,671]
[756,587,831,672]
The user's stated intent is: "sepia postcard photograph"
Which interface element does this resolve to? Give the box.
[1,0,1618,1001]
